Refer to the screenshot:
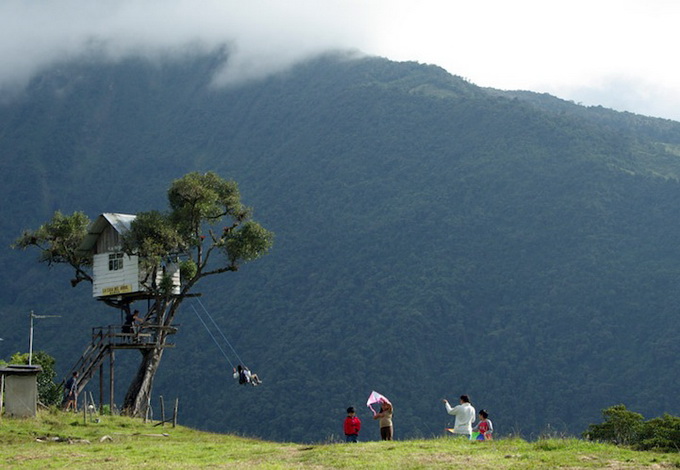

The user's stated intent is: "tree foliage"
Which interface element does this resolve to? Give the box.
[168,171,245,238]
[638,414,680,452]
[583,404,644,445]
[585,405,680,452]
[122,211,183,267]
[13,211,92,286]
[122,171,274,291]
[13,173,273,294]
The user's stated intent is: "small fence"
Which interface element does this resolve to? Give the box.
[79,391,179,428]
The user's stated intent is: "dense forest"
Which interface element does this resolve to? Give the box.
[2,51,680,442]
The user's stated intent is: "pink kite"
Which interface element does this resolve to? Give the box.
[366,390,391,416]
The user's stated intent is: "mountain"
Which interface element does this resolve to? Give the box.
[2,51,680,442]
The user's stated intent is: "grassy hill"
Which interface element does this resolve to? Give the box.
[1,410,679,469]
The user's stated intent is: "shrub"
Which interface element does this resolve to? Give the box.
[585,405,680,452]
[637,414,680,452]
[583,404,644,445]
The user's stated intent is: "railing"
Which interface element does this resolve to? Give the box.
[93,325,154,347]
[66,330,108,395]
[92,324,179,347]
[64,324,178,395]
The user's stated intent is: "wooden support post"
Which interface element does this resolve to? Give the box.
[159,395,165,427]
[144,393,153,423]
[109,350,115,414]
[0,374,4,420]
[82,393,88,425]
[99,363,104,414]
[173,398,179,428]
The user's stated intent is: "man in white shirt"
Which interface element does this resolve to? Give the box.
[443,394,476,437]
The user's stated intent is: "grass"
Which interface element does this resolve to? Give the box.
[2,409,680,469]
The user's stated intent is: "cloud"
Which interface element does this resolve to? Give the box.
[546,77,680,122]
[0,0,679,121]
[360,0,680,121]
[0,0,370,91]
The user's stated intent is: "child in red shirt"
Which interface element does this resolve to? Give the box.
[472,409,493,440]
[344,406,361,443]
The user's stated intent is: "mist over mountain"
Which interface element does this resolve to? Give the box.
[2,51,680,442]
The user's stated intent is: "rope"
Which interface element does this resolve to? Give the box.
[190,304,235,369]
[195,298,246,366]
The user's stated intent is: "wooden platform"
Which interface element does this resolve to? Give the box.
[92,325,178,350]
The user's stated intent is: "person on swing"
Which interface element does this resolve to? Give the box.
[233,364,262,386]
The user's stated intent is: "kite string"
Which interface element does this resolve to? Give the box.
[195,297,245,366]
[190,304,235,369]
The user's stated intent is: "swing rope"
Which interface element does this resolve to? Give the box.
[190,304,235,369]
[193,298,246,367]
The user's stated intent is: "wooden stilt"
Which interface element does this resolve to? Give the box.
[0,374,4,419]
[99,363,104,414]
[159,395,165,427]
[82,393,87,425]
[109,350,115,414]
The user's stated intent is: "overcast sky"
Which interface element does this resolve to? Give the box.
[1,0,679,121]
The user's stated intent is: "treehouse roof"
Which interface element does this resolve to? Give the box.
[77,213,136,254]
[0,364,43,376]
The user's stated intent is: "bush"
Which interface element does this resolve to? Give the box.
[585,405,680,452]
[637,414,680,452]
[583,404,644,445]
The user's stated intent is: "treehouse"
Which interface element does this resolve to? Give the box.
[78,213,180,299]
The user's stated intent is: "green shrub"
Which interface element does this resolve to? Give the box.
[585,405,680,452]
[637,414,680,452]
[583,404,644,445]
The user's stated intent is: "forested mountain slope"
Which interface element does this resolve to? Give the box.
[2,52,680,442]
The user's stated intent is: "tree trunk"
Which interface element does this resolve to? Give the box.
[122,346,165,417]
[121,296,179,417]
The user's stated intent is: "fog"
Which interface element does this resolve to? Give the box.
[1,0,679,121]
[0,0,370,89]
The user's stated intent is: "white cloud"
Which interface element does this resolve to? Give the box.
[1,0,679,121]
[546,77,680,121]
[361,0,680,120]
[0,0,369,89]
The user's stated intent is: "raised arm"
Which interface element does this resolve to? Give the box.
[442,399,455,415]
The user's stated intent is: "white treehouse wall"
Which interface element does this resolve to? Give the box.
[140,262,181,295]
[92,253,141,298]
[89,219,181,298]
[165,263,181,295]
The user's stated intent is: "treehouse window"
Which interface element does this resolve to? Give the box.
[109,253,124,271]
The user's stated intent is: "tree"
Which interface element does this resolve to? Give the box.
[637,414,680,452]
[14,172,273,417]
[583,404,645,445]
[14,210,93,287]
[584,404,680,452]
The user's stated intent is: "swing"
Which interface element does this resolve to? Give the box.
[190,299,262,387]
